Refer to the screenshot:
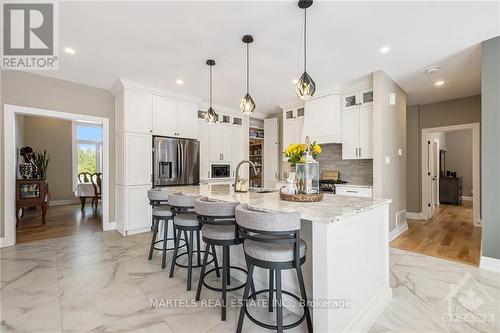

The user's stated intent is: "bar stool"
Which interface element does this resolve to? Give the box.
[194,197,256,321]
[147,189,169,230]
[168,193,215,290]
[235,204,313,333]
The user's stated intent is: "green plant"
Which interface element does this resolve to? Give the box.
[34,150,50,179]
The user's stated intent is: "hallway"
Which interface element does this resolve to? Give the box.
[391,202,481,266]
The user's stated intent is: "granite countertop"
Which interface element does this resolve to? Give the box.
[159,184,391,224]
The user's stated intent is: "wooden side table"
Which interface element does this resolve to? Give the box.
[16,179,49,229]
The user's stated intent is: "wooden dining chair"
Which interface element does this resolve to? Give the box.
[91,173,102,212]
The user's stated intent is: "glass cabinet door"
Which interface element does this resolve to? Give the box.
[362,91,373,104]
[20,183,41,199]
[344,94,357,108]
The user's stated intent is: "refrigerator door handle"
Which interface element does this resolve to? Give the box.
[176,142,181,178]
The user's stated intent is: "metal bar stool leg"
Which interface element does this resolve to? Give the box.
[276,269,284,333]
[148,217,159,260]
[196,243,211,301]
[211,244,220,278]
[236,263,254,333]
[196,229,201,266]
[187,230,194,290]
[161,218,169,269]
[169,229,182,278]
[221,246,229,321]
[296,265,313,333]
[226,248,231,286]
[269,269,274,312]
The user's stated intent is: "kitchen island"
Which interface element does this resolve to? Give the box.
[160,184,392,333]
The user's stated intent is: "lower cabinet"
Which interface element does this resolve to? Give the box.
[116,184,151,235]
[335,186,373,198]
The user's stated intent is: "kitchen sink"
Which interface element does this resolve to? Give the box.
[248,187,276,193]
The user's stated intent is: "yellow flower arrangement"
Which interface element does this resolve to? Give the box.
[284,141,321,167]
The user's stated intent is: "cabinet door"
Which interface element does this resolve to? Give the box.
[125,89,152,134]
[293,117,304,144]
[231,125,245,178]
[126,185,152,231]
[264,118,278,149]
[358,105,373,159]
[208,123,221,162]
[282,119,293,157]
[152,95,177,136]
[198,120,210,179]
[360,89,373,106]
[177,101,198,139]
[219,124,232,162]
[303,95,341,143]
[342,109,359,160]
[343,93,358,110]
[125,133,152,185]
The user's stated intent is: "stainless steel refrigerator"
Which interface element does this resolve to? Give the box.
[152,136,200,187]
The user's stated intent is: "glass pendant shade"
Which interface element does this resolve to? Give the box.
[240,93,256,115]
[204,106,218,123]
[295,71,316,100]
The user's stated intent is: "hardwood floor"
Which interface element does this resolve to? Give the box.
[16,203,102,243]
[390,201,481,266]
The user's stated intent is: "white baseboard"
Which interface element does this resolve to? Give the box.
[343,286,393,333]
[406,212,423,220]
[389,221,408,242]
[103,222,117,231]
[0,237,15,248]
[125,226,151,236]
[50,199,80,206]
[480,256,500,273]
[462,196,473,201]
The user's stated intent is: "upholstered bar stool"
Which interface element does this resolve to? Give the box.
[168,193,214,290]
[194,197,256,321]
[148,189,169,230]
[235,204,313,333]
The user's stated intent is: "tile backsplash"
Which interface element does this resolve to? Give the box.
[317,143,373,185]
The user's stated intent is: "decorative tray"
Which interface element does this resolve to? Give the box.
[279,188,324,202]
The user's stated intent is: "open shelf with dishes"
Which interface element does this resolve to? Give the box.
[249,127,263,187]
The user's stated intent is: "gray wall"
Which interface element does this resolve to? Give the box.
[1,71,115,238]
[373,70,407,231]
[481,36,500,260]
[445,129,473,197]
[406,95,481,213]
[22,116,74,201]
[317,144,373,185]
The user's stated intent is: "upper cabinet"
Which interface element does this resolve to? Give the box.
[341,88,373,160]
[152,95,198,139]
[282,106,304,158]
[116,89,153,134]
[302,94,342,144]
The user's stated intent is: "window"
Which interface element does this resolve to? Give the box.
[73,122,103,183]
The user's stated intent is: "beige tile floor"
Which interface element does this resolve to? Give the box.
[1,231,499,332]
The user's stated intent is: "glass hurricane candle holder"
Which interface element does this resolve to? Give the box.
[295,158,319,195]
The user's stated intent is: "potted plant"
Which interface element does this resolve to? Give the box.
[34,150,50,180]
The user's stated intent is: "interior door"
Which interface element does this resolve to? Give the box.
[431,141,439,214]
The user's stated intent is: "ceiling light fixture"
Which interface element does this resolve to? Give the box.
[295,0,316,100]
[176,79,184,85]
[240,35,256,115]
[204,59,218,123]
[435,80,445,86]
[425,66,439,74]
[379,46,390,54]
[64,47,75,55]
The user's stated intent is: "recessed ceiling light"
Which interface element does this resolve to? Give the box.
[425,66,439,74]
[64,47,75,55]
[176,79,184,85]
[292,79,298,84]
[379,46,390,54]
[435,80,445,86]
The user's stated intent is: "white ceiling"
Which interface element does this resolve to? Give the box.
[37,1,500,114]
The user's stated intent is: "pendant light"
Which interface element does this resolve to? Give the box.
[296,0,316,100]
[204,59,218,123]
[240,35,256,115]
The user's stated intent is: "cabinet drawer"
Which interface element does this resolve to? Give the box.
[336,186,372,198]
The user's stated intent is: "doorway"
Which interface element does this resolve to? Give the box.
[2,104,111,248]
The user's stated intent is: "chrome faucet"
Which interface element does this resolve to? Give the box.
[234,160,258,192]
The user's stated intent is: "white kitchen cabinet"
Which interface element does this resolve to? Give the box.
[116,133,152,185]
[231,125,245,178]
[117,89,153,134]
[342,94,373,160]
[283,117,304,156]
[219,124,232,163]
[152,95,198,139]
[264,118,279,188]
[116,184,152,234]
[335,185,372,198]
[342,88,373,110]
[341,109,359,160]
[358,105,373,158]
[302,94,341,144]
[198,120,210,180]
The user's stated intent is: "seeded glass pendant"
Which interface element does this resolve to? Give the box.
[296,0,316,100]
[204,59,218,123]
[240,35,256,115]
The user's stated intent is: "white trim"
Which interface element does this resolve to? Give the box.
[406,212,423,220]
[480,256,500,273]
[421,123,480,226]
[389,221,409,242]
[462,196,473,201]
[110,78,201,103]
[2,104,112,248]
[49,199,80,206]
